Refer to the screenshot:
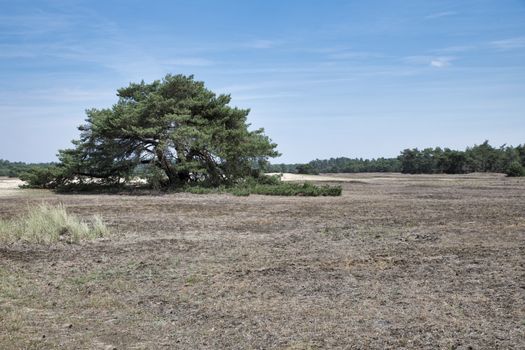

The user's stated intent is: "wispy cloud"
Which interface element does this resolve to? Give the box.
[233,93,298,101]
[490,37,525,50]
[424,11,457,19]
[404,55,456,68]
[430,58,452,68]
[0,12,72,37]
[431,45,477,54]
[0,88,116,105]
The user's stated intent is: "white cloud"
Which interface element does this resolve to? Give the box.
[490,37,525,50]
[404,55,455,68]
[430,59,448,68]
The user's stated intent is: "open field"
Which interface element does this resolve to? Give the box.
[0,174,524,349]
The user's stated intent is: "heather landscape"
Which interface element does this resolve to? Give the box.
[1,174,524,349]
[1,1,525,349]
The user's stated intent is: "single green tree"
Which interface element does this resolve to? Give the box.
[55,74,280,188]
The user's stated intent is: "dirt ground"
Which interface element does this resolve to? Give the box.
[0,173,524,349]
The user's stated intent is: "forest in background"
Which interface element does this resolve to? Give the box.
[3,141,525,179]
[0,159,53,177]
[268,141,525,176]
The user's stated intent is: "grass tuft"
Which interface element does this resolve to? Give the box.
[0,203,110,243]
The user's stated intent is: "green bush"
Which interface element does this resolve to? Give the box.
[183,186,218,194]
[246,182,342,196]
[251,174,282,185]
[178,177,342,197]
[142,165,168,190]
[229,187,251,196]
[19,166,64,189]
[296,164,320,175]
[506,161,525,177]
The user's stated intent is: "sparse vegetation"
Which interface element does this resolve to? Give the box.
[0,173,523,348]
[0,204,109,243]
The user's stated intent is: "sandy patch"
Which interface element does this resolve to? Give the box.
[0,177,24,196]
[267,172,370,182]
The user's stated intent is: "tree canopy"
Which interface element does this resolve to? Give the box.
[44,74,280,188]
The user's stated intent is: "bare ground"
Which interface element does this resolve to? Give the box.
[0,174,524,349]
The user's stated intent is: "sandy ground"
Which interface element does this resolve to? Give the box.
[267,173,368,182]
[1,174,524,349]
[0,178,24,197]
[0,178,24,189]
[269,172,500,183]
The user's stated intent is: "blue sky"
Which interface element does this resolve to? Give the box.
[1,0,524,163]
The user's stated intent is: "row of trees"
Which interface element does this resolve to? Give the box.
[0,159,52,177]
[398,141,525,175]
[268,157,401,174]
[268,141,525,177]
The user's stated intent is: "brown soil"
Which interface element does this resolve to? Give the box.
[1,174,524,349]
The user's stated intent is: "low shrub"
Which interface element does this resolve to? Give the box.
[229,187,251,196]
[246,182,342,196]
[183,186,219,194]
[19,166,63,189]
[0,204,110,244]
[506,161,525,177]
[176,177,342,197]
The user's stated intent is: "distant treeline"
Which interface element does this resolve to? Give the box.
[4,141,525,179]
[267,157,400,174]
[398,141,524,174]
[268,141,525,176]
[0,159,53,177]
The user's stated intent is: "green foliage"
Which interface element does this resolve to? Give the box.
[506,161,525,177]
[182,186,219,194]
[0,160,53,178]
[267,157,401,174]
[0,204,109,244]
[243,182,342,196]
[229,187,251,196]
[269,141,525,175]
[398,141,525,174]
[19,165,64,189]
[140,164,167,190]
[176,175,341,197]
[51,74,279,189]
[296,164,319,175]
[242,174,282,186]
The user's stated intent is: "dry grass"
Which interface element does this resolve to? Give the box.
[0,173,524,349]
[0,203,109,243]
